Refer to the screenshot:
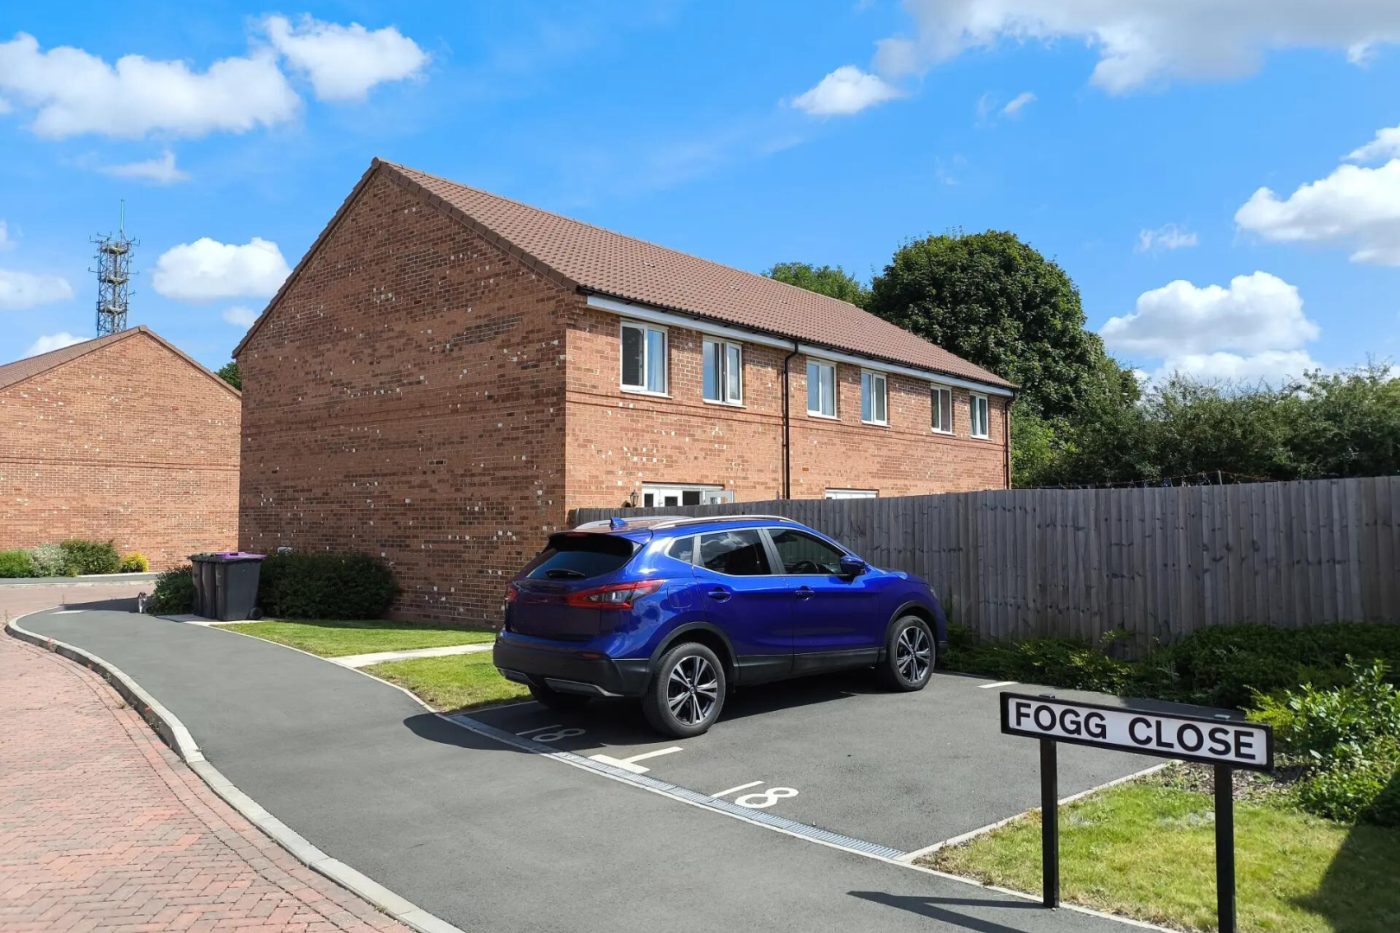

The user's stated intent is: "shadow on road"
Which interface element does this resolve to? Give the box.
[849,891,1045,933]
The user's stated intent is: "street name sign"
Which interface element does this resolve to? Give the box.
[998,691,1273,933]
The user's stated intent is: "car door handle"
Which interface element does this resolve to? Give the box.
[706,588,731,602]
[795,586,815,600]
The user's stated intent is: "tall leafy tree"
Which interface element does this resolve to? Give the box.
[867,230,1132,423]
[216,361,241,390]
[764,262,871,309]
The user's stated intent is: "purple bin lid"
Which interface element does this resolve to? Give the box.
[190,551,266,561]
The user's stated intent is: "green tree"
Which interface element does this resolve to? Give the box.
[867,230,1133,424]
[216,361,241,390]
[764,262,870,308]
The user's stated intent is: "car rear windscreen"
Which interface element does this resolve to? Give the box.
[525,534,638,581]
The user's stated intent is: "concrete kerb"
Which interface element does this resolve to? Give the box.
[3,611,469,933]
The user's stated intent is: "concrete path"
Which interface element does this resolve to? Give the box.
[0,630,411,933]
[13,606,1150,933]
[329,643,493,669]
[0,571,159,587]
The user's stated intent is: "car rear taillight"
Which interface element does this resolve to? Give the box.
[564,579,663,610]
[505,583,519,603]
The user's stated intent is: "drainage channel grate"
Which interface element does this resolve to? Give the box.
[445,713,907,862]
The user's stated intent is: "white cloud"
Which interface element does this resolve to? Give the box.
[1135,223,1198,252]
[1235,158,1400,265]
[1002,91,1035,116]
[0,220,13,251]
[153,237,291,303]
[262,15,429,102]
[1346,124,1400,163]
[97,149,189,185]
[0,96,9,113]
[223,305,259,327]
[0,32,299,139]
[1148,350,1323,386]
[25,331,85,356]
[866,1,1400,94]
[0,269,73,311]
[791,66,903,116]
[1102,272,1318,358]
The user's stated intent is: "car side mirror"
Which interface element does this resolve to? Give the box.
[838,556,867,578]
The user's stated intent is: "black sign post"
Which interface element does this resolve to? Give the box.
[1000,693,1272,933]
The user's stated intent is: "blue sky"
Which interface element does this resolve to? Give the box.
[2,1,1398,384]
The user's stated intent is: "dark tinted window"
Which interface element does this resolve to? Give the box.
[698,530,771,576]
[666,536,695,563]
[525,534,636,581]
[621,326,643,387]
[770,529,846,574]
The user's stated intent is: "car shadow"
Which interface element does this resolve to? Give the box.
[54,595,144,613]
[1292,767,1400,929]
[848,892,1045,933]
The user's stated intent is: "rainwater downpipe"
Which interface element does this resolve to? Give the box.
[782,341,800,498]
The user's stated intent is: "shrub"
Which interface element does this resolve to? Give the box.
[60,539,121,575]
[1296,741,1399,825]
[119,553,150,573]
[28,543,71,577]
[0,549,36,578]
[257,552,398,620]
[145,566,196,614]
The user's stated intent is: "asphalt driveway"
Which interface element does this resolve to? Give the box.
[15,603,1152,933]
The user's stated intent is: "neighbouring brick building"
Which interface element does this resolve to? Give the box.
[235,159,1015,623]
[0,326,241,569]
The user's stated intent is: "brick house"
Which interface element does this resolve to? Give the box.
[0,326,241,569]
[235,159,1015,623]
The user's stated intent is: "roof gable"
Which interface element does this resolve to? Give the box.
[237,158,1014,390]
[0,327,240,398]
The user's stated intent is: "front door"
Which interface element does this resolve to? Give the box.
[767,527,881,665]
[693,528,792,684]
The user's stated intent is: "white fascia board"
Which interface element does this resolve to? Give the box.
[584,293,1014,397]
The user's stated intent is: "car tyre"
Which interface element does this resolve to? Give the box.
[879,615,935,691]
[642,642,726,738]
[528,683,592,712]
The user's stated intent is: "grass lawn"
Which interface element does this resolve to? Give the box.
[215,618,495,658]
[924,779,1400,933]
[362,652,529,711]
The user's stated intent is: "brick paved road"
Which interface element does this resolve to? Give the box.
[0,633,412,933]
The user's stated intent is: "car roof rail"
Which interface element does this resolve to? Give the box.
[572,516,689,531]
[649,513,800,529]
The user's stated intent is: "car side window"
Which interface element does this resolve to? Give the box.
[666,535,696,563]
[769,529,846,575]
[698,530,772,576]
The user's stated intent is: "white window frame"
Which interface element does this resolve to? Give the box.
[861,369,888,426]
[641,483,735,508]
[824,488,878,500]
[620,320,668,396]
[702,338,743,406]
[806,359,838,419]
[931,385,953,435]
[970,393,990,439]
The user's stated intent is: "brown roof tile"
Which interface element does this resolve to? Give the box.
[381,161,1013,389]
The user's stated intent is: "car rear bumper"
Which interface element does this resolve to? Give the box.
[493,635,651,698]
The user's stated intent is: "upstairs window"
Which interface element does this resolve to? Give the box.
[703,339,743,404]
[931,386,953,434]
[807,360,836,417]
[621,321,667,394]
[861,370,888,425]
[970,393,990,438]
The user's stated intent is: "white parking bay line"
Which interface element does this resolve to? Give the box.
[587,746,683,775]
[978,680,1018,689]
[52,610,85,614]
[710,780,763,799]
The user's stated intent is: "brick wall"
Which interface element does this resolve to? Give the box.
[564,305,1008,510]
[237,170,570,624]
[0,331,240,569]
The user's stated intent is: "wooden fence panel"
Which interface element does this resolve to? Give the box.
[573,477,1400,643]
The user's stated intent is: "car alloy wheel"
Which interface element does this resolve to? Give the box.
[667,654,719,726]
[895,623,933,685]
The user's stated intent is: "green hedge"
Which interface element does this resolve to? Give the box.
[0,549,36,578]
[28,543,70,577]
[60,539,121,576]
[145,566,196,614]
[257,552,398,620]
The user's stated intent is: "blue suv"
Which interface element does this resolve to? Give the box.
[493,514,948,737]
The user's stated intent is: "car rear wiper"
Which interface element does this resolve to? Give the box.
[544,568,587,579]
